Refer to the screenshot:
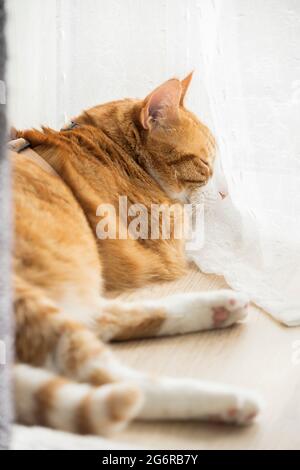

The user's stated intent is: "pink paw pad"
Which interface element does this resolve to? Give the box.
[213,307,229,326]
[227,408,238,418]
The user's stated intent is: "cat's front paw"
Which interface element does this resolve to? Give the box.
[208,290,249,329]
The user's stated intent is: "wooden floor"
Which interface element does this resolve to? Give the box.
[107,265,300,450]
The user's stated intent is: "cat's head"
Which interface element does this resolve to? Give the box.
[137,73,216,203]
[80,73,216,203]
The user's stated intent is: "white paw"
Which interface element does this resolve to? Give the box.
[207,290,249,329]
[205,388,262,426]
[150,290,249,336]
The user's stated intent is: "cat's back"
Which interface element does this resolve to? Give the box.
[12,152,101,298]
[13,152,89,236]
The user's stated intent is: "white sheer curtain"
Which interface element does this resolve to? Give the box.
[191,0,300,326]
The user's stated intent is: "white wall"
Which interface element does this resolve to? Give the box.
[7,0,212,130]
[7,0,58,128]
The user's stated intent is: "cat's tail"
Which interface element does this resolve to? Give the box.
[13,275,144,435]
[13,363,143,436]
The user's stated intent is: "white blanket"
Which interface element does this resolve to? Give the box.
[11,425,133,450]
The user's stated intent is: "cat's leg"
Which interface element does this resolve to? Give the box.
[132,374,261,425]
[95,290,249,341]
[86,358,261,425]
[14,363,143,435]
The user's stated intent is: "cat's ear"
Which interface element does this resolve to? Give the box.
[140,79,182,130]
[179,71,193,106]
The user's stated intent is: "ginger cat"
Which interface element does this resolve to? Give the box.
[13,74,260,436]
